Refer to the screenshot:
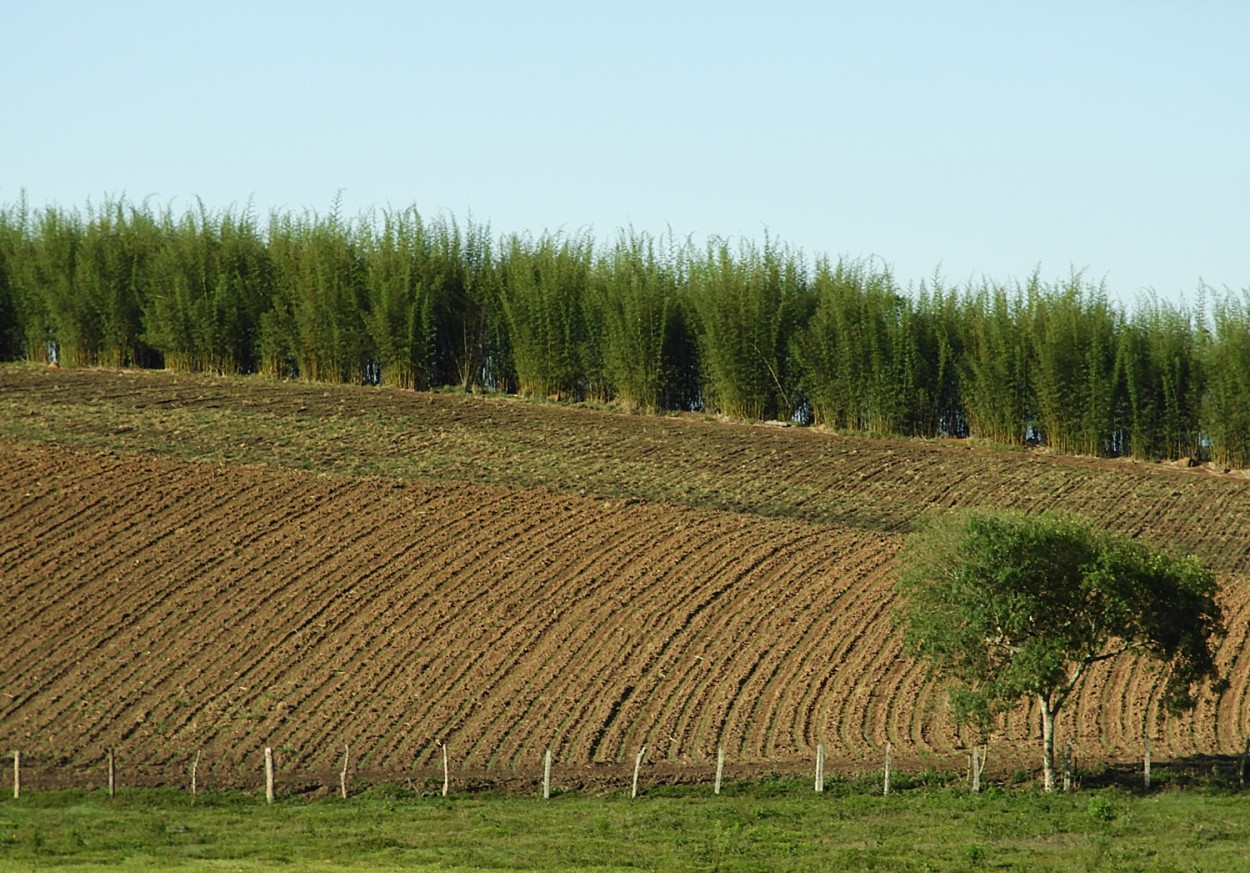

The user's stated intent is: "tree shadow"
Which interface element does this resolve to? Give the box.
[1075,753,1246,793]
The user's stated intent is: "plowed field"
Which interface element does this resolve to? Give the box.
[2,365,1249,792]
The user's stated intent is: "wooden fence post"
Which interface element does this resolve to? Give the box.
[631,747,647,799]
[714,745,724,796]
[543,749,552,800]
[1143,736,1152,790]
[1240,738,1249,789]
[970,746,981,794]
[883,743,892,796]
[441,743,450,798]
[1063,742,1073,792]
[12,751,19,800]
[264,747,275,804]
[107,748,116,798]
[340,744,350,799]
[815,743,825,793]
[191,750,200,798]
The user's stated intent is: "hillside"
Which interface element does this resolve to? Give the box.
[1,365,1248,791]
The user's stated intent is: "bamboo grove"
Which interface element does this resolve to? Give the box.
[1,196,1248,467]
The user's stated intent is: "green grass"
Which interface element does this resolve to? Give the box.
[1,784,1248,871]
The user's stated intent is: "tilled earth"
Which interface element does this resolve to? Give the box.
[1,365,1248,792]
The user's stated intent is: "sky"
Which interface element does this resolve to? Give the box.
[2,0,1247,308]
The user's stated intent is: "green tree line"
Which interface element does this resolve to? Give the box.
[2,196,1247,467]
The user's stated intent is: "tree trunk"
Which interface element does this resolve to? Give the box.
[1040,693,1056,792]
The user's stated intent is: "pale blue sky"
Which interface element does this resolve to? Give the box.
[3,0,1246,306]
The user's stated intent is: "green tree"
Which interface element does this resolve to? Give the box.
[895,510,1224,792]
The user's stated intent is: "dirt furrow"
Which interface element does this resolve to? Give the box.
[275,495,512,772]
[557,519,767,765]
[285,490,617,771]
[580,520,771,765]
[0,454,208,637]
[181,488,423,766]
[4,368,1250,788]
[632,537,812,765]
[821,572,902,761]
[723,539,854,761]
[386,505,614,766]
[471,510,688,771]
[442,506,645,767]
[520,517,713,767]
[671,527,847,760]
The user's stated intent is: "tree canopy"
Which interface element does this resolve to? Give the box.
[894,509,1225,791]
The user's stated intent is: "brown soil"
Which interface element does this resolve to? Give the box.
[1,366,1247,793]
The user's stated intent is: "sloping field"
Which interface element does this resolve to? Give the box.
[1,365,1249,791]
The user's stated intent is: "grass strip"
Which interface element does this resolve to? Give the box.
[1,784,1248,872]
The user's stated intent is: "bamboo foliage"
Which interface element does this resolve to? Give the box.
[208,208,271,374]
[26,201,153,369]
[428,215,502,392]
[0,198,40,360]
[1029,277,1120,456]
[588,230,676,414]
[362,208,437,390]
[144,211,204,373]
[795,259,954,436]
[913,282,964,438]
[499,233,591,400]
[2,196,1249,468]
[32,206,92,367]
[0,231,17,359]
[955,282,1032,445]
[1116,299,1203,461]
[687,237,807,420]
[793,259,871,431]
[145,202,269,374]
[1202,290,1250,469]
[268,209,370,384]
